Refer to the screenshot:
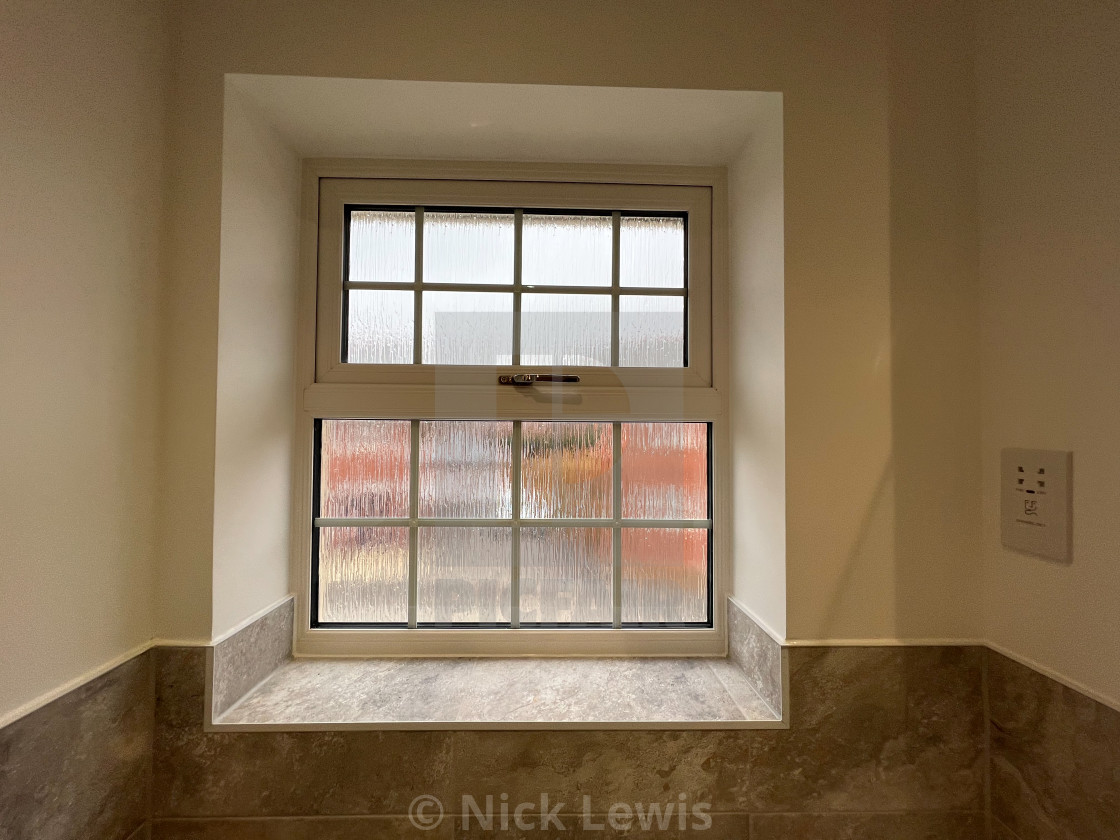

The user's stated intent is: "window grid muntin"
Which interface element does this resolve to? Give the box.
[341,205,689,369]
[311,418,712,629]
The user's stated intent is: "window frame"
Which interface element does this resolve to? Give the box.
[293,159,729,657]
[315,177,713,388]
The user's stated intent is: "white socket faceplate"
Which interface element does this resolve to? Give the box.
[1000,448,1073,563]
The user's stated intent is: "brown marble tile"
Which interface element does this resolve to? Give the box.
[747,646,984,813]
[152,816,451,839]
[727,598,783,715]
[0,652,153,840]
[749,811,985,839]
[154,726,455,817]
[156,646,209,731]
[448,730,751,813]
[988,650,1120,840]
[454,811,749,838]
[992,816,1024,840]
[127,823,153,840]
[154,644,454,817]
[212,597,294,718]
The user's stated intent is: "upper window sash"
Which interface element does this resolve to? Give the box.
[315,178,713,389]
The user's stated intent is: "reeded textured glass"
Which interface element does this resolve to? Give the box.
[419,421,512,518]
[621,423,708,519]
[520,293,610,366]
[618,295,685,367]
[519,528,612,624]
[620,216,685,288]
[417,527,512,624]
[424,212,514,285]
[319,420,411,519]
[422,291,512,365]
[317,527,409,623]
[522,214,612,288]
[521,422,612,519]
[621,528,708,623]
[348,210,415,284]
[346,289,414,364]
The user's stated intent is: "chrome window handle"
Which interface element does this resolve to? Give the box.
[498,373,581,386]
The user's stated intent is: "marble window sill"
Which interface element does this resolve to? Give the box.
[210,655,784,731]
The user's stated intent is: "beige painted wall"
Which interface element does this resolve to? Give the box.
[211,86,301,639]
[0,0,168,720]
[887,0,982,641]
[978,1,1120,705]
[160,0,983,643]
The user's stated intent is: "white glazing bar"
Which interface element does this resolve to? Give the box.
[512,209,522,367]
[510,420,522,628]
[413,208,424,365]
[407,419,420,628]
[611,211,621,367]
[612,421,623,628]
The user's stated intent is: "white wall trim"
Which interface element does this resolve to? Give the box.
[986,639,1120,714]
[150,637,213,647]
[0,640,154,730]
[727,595,786,646]
[211,594,295,647]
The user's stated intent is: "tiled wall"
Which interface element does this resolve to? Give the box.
[148,645,984,838]
[0,653,152,840]
[3,641,1118,838]
[988,651,1120,840]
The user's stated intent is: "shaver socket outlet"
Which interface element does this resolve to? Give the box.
[1000,448,1072,563]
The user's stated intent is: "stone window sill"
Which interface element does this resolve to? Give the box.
[206,597,787,731]
[210,655,783,731]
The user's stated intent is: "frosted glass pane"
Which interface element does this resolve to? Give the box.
[521,422,612,519]
[422,291,512,365]
[317,527,409,624]
[621,528,708,624]
[520,293,611,366]
[621,423,708,519]
[319,420,411,519]
[522,214,612,288]
[346,289,414,364]
[349,210,414,284]
[618,295,684,367]
[424,212,514,285]
[519,528,612,624]
[620,216,685,288]
[419,421,513,518]
[417,527,512,624]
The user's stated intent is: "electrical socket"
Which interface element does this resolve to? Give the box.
[1000,448,1073,562]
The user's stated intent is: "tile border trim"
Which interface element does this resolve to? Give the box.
[986,638,1120,714]
[0,638,155,730]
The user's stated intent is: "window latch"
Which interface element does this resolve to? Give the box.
[498,373,581,386]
